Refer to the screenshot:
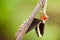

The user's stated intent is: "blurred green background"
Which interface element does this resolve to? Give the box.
[0,0,60,40]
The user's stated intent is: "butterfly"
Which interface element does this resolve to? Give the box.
[26,15,48,37]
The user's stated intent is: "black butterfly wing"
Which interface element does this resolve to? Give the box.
[39,22,44,36]
[26,18,41,34]
[35,26,39,37]
[35,22,44,37]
